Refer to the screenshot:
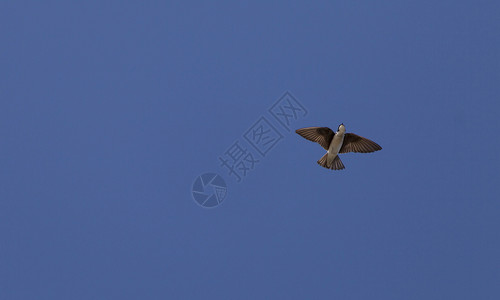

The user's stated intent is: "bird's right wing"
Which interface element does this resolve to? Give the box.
[295,127,334,150]
[340,133,382,153]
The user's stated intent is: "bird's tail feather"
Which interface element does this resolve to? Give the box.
[317,153,345,170]
[332,156,345,170]
[317,153,329,168]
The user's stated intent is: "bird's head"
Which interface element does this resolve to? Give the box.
[338,123,345,133]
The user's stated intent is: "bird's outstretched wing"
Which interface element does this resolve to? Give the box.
[340,133,382,153]
[295,127,334,150]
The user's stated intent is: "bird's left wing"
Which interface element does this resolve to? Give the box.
[340,133,382,153]
[295,127,334,150]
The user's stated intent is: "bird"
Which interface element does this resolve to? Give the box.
[295,123,382,170]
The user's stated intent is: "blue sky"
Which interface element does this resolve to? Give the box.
[1,1,499,299]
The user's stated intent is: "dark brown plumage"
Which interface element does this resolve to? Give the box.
[294,127,334,150]
[340,133,382,153]
[295,125,382,170]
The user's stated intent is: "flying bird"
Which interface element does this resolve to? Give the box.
[295,124,382,170]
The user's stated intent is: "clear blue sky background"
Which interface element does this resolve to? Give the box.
[1,1,499,299]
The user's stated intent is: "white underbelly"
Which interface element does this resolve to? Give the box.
[327,133,344,164]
